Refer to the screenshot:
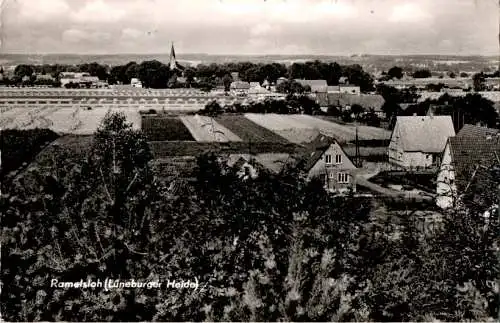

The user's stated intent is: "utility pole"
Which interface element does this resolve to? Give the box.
[355,126,361,168]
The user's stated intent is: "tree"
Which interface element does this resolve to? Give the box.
[137,60,170,88]
[276,80,305,95]
[473,72,486,92]
[14,64,34,79]
[342,64,374,92]
[184,67,196,87]
[412,69,432,78]
[426,83,445,92]
[201,100,223,117]
[79,62,109,80]
[460,72,469,78]
[387,66,403,79]
[448,71,456,78]
[222,74,233,92]
[351,104,365,119]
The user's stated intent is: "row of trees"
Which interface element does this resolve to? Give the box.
[375,83,499,129]
[381,66,500,82]
[200,95,321,116]
[400,93,499,130]
[1,112,498,321]
[6,60,375,91]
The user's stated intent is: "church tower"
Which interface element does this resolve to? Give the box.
[169,42,177,70]
[168,42,184,73]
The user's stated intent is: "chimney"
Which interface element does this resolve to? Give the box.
[413,113,417,116]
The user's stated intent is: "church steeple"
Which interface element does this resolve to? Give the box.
[169,42,177,70]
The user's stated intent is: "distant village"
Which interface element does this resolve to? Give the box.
[1,44,499,215]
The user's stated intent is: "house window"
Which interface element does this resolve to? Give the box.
[338,173,349,183]
[329,172,335,179]
[335,154,342,164]
[325,154,332,164]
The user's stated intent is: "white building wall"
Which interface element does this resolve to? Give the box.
[436,143,457,209]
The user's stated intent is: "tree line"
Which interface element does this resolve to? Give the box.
[375,84,499,129]
[1,112,498,321]
[3,60,375,91]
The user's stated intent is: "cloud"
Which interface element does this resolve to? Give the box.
[1,0,498,55]
[62,29,111,43]
[71,0,127,23]
[121,28,144,40]
[16,0,71,23]
[389,3,432,23]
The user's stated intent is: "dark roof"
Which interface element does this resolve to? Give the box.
[449,136,500,190]
[302,133,337,171]
[317,93,385,111]
[457,124,500,138]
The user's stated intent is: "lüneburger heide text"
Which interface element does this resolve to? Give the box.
[50,278,200,291]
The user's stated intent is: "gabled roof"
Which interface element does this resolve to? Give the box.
[457,124,500,138]
[302,134,337,171]
[448,136,500,190]
[393,116,455,153]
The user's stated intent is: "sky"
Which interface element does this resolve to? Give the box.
[0,0,498,55]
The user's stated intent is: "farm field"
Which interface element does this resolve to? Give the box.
[215,115,289,143]
[244,113,321,144]
[244,113,391,144]
[141,117,195,141]
[286,115,391,142]
[180,115,242,142]
[0,107,141,134]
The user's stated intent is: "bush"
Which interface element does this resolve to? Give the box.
[1,128,60,178]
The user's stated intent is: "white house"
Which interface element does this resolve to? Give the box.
[131,78,142,88]
[388,115,455,168]
[327,85,361,95]
[303,134,357,193]
[436,125,500,209]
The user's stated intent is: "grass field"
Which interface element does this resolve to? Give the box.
[244,113,391,144]
[244,113,321,144]
[216,115,290,143]
[0,107,142,134]
[286,115,391,142]
[180,115,242,142]
[142,116,195,141]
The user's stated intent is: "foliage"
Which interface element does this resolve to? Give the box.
[376,84,420,119]
[222,74,232,92]
[404,93,499,129]
[78,62,109,81]
[473,72,486,92]
[412,69,432,78]
[137,60,171,89]
[350,104,364,119]
[387,66,404,79]
[1,112,498,321]
[276,79,306,95]
[426,83,445,92]
[14,64,34,79]
[0,128,60,180]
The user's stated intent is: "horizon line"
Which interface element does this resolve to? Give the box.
[0,52,498,57]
